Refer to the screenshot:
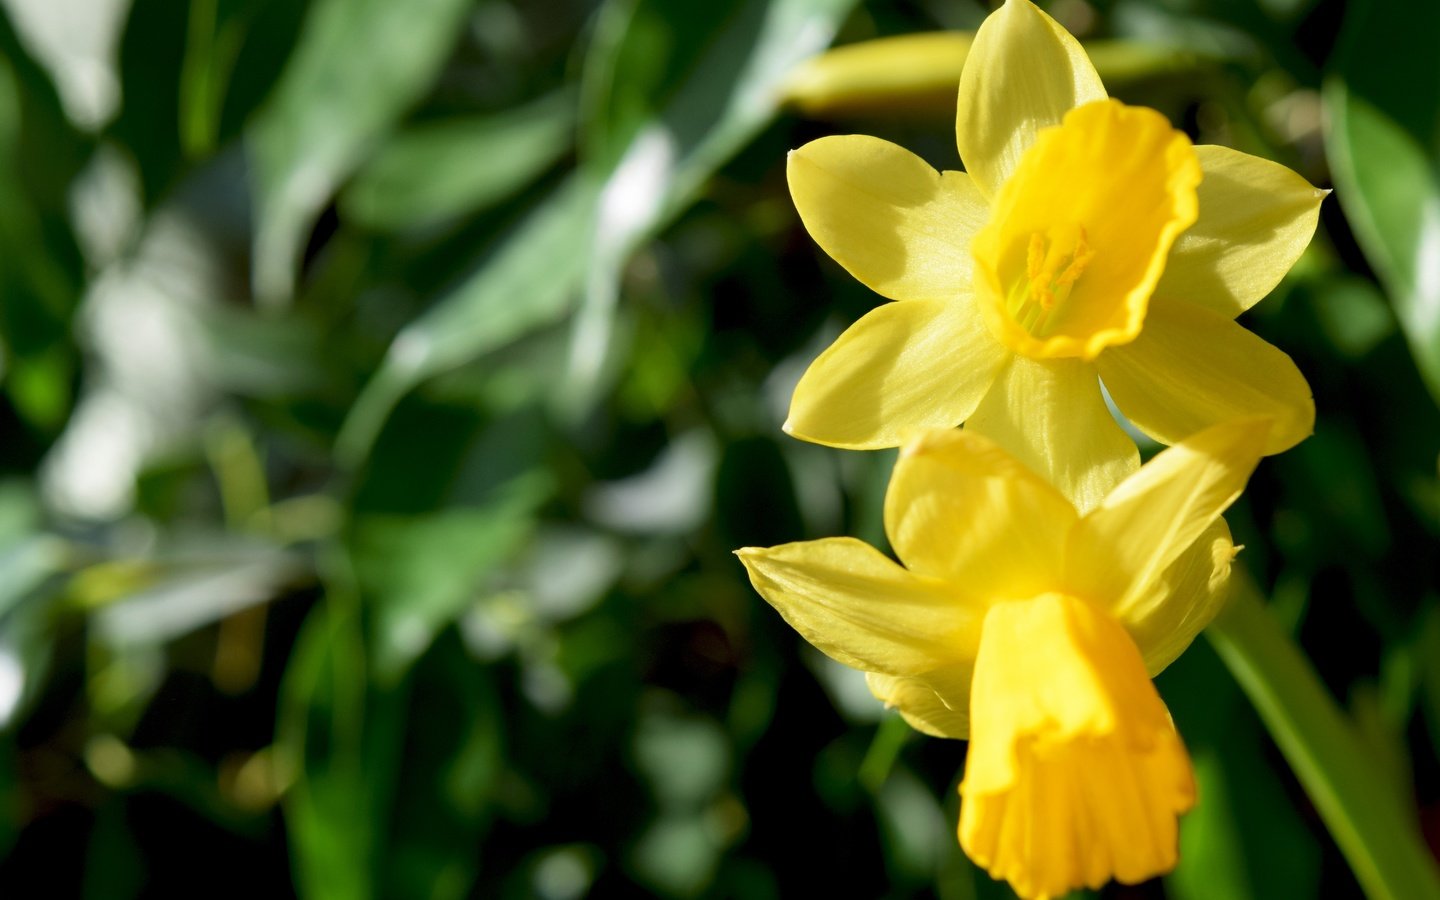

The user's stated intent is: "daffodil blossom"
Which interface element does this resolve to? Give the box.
[783,0,1322,510]
[737,418,1271,899]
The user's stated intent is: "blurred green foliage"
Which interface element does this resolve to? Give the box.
[0,0,1436,897]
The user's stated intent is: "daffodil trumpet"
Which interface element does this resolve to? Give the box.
[738,418,1272,899]
[783,0,1323,511]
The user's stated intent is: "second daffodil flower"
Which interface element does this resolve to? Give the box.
[737,417,1271,899]
[784,0,1323,509]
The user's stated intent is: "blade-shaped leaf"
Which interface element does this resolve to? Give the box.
[334,175,598,468]
[248,0,472,305]
[352,478,548,684]
[278,604,374,900]
[570,0,861,403]
[340,91,575,232]
[279,607,503,900]
[1323,0,1440,407]
[338,0,861,465]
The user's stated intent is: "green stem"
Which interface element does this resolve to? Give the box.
[858,713,911,794]
[1206,573,1440,900]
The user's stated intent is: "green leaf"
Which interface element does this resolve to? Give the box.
[351,482,546,683]
[196,304,340,398]
[0,6,90,211]
[346,400,554,681]
[111,0,188,203]
[0,536,67,730]
[1304,275,1394,360]
[379,634,503,900]
[280,607,502,900]
[247,0,472,305]
[88,546,299,646]
[337,0,862,466]
[335,175,599,468]
[1172,750,1320,900]
[341,91,575,232]
[0,22,87,421]
[1323,0,1440,407]
[568,0,861,406]
[1162,642,1321,900]
[1206,574,1440,900]
[873,768,947,885]
[177,0,256,160]
[279,603,374,900]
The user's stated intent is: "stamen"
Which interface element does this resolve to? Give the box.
[1053,227,1093,289]
[1027,233,1046,284]
[1009,225,1095,337]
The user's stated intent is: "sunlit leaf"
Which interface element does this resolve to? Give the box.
[339,0,861,465]
[341,90,575,232]
[335,176,598,468]
[248,0,472,305]
[570,0,860,406]
[352,484,545,683]
[348,400,554,681]
[89,546,300,645]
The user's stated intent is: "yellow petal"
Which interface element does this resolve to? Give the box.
[1122,518,1236,675]
[785,297,1008,449]
[735,539,976,675]
[1157,145,1327,318]
[1063,418,1267,619]
[885,428,1074,603]
[866,666,973,739]
[788,135,990,301]
[955,0,1106,198]
[1097,298,1315,455]
[960,593,1195,899]
[971,100,1201,360]
[965,355,1139,514]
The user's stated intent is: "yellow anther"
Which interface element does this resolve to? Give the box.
[1054,226,1094,288]
[1027,233,1046,283]
[1012,224,1096,333]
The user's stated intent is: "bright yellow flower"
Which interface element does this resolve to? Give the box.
[783,0,1322,510]
[736,417,1271,898]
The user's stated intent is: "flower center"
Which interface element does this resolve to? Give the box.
[970,99,1201,361]
[1008,225,1094,338]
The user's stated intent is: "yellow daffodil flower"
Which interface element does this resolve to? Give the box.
[783,0,1322,510]
[736,417,1271,898]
